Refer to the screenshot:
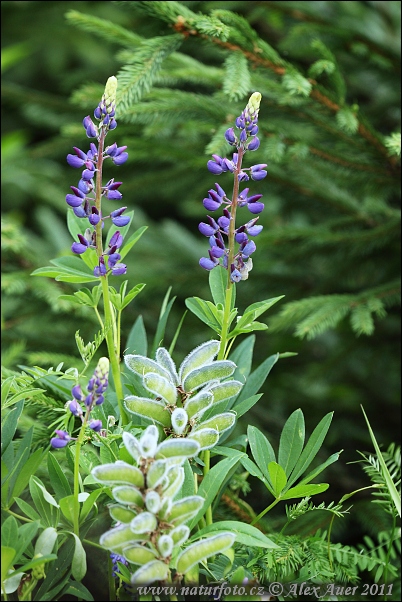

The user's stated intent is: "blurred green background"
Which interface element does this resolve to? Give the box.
[1,0,400,542]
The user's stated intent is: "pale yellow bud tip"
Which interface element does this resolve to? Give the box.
[97,357,110,375]
[246,92,262,116]
[103,76,118,111]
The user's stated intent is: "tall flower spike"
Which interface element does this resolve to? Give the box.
[199,92,267,283]
[66,76,129,277]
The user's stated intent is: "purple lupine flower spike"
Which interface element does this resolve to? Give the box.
[66,76,129,278]
[199,92,266,282]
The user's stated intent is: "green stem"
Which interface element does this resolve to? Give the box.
[83,539,107,550]
[5,509,32,523]
[93,128,128,426]
[100,277,128,425]
[251,498,281,526]
[218,147,244,361]
[73,421,88,536]
[327,513,336,571]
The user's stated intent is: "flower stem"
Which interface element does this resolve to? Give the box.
[250,497,280,526]
[73,422,88,536]
[100,276,128,425]
[94,128,128,426]
[218,148,244,361]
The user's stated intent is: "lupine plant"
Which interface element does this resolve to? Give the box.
[1,76,400,602]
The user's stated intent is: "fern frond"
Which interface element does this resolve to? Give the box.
[65,9,142,47]
[222,52,251,102]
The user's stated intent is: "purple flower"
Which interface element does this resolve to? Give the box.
[50,430,72,449]
[247,136,260,151]
[69,399,83,417]
[110,207,130,227]
[250,164,268,180]
[71,234,91,255]
[83,116,98,138]
[89,419,102,432]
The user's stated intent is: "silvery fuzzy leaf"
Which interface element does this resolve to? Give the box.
[156,438,200,460]
[208,380,243,404]
[184,390,213,419]
[179,340,220,382]
[156,347,179,385]
[122,431,141,463]
[125,396,171,428]
[109,504,138,524]
[124,354,171,381]
[139,427,159,458]
[171,407,188,435]
[187,428,219,450]
[112,485,144,507]
[158,496,173,520]
[123,545,158,566]
[100,524,144,553]
[157,534,174,558]
[176,532,235,574]
[92,462,144,488]
[145,491,161,514]
[130,511,157,534]
[169,524,190,547]
[143,372,178,405]
[131,559,169,584]
[147,460,169,489]
[194,412,236,434]
[182,361,236,392]
[161,465,184,499]
[168,495,204,525]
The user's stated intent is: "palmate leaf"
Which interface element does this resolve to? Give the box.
[31,256,98,284]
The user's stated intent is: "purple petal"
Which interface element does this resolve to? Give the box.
[111,215,130,227]
[247,225,263,236]
[72,385,83,400]
[107,190,123,200]
[198,223,216,237]
[71,242,88,254]
[203,198,221,212]
[247,136,260,151]
[66,194,84,208]
[112,153,128,166]
[109,231,123,249]
[69,400,83,417]
[207,160,223,175]
[111,263,127,275]
[251,170,267,181]
[247,202,265,214]
[242,240,256,256]
[67,154,85,168]
[73,206,87,218]
[89,419,102,432]
[235,232,248,244]
[230,269,242,283]
[210,246,224,258]
[50,438,69,449]
[199,257,218,270]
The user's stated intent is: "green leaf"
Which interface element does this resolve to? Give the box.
[1,516,18,548]
[106,210,134,247]
[29,475,60,528]
[190,451,244,529]
[1,399,24,453]
[361,407,401,517]
[278,409,305,476]
[190,520,277,549]
[232,394,263,419]
[70,532,87,581]
[185,297,222,333]
[151,288,176,356]
[247,425,276,484]
[235,354,279,405]
[119,225,148,260]
[209,267,235,308]
[268,461,288,497]
[297,451,342,487]
[8,554,57,579]
[14,497,41,521]
[280,483,329,500]
[120,283,146,310]
[59,495,76,524]
[240,456,267,482]
[47,453,72,500]
[14,521,40,564]
[125,315,147,356]
[229,335,255,385]
[287,412,333,487]
[64,582,94,601]
[10,448,44,501]
[1,546,16,583]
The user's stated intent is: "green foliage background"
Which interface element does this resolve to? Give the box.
[1,0,400,546]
